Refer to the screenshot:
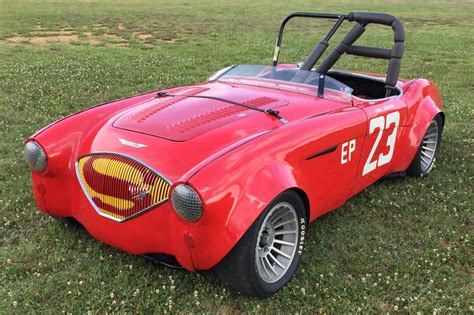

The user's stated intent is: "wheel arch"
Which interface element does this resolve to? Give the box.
[398,79,444,171]
[289,187,310,222]
[187,159,308,270]
[408,99,444,161]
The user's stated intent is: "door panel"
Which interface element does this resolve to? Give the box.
[289,107,367,220]
[350,98,407,196]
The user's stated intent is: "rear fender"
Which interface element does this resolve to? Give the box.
[397,79,444,170]
[186,161,298,270]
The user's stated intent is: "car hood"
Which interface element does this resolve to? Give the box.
[112,85,288,142]
[81,81,350,182]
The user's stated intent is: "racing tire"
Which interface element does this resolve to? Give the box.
[214,190,307,297]
[406,115,443,177]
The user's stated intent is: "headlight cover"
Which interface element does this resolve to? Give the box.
[24,141,48,172]
[171,184,203,222]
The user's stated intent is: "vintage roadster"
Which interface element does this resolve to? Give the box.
[24,12,443,296]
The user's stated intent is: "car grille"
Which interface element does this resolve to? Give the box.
[76,153,170,222]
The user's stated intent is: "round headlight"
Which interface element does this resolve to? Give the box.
[24,141,48,172]
[171,184,203,222]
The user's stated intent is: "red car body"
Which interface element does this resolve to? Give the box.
[26,66,443,271]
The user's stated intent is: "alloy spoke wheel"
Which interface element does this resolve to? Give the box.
[420,121,439,172]
[255,202,298,283]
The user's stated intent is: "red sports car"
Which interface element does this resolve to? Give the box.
[24,12,443,297]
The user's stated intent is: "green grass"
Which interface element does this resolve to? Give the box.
[0,0,472,312]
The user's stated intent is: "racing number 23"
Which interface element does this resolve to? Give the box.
[362,111,400,176]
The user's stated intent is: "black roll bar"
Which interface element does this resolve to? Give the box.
[272,12,346,67]
[273,11,405,97]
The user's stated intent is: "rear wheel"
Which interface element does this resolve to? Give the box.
[406,115,443,177]
[214,191,307,297]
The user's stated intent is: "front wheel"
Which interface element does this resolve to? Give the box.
[406,115,443,177]
[214,191,307,297]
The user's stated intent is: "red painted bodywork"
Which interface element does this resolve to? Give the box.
[26,67,443,271]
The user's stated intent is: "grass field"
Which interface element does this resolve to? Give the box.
[0,0,472,313]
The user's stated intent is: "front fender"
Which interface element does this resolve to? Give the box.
[186,160,298,270]
[27,92,158,217]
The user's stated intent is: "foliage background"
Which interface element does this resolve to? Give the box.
[0,0,472,313]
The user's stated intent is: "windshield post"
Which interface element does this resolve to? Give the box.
[317,74,325,98]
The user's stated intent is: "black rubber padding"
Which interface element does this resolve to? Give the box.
[386,58,402,87]
[317,23,366,73]
[346,12,405,91]
[347,45,391,59]
[348,12,395,25]
[392,20,405,42]
[300,40,329,71]
[348,12,405,42]
[342,22,367,43]
[390,42,404,59]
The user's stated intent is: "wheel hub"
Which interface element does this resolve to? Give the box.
[259,230,274,248]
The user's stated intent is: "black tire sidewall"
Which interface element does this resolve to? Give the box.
[250,191,307,297]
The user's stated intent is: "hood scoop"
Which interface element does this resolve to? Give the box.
[113,87,288,141]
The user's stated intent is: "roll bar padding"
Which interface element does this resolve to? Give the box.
[275,11,405,94]
[347,12,405,90]
[348,12,405,42]
[317,12,405,91]
[300,40,329,71]
[316,23,366,74]
[347,46,391,59]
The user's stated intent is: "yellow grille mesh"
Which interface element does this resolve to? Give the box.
[76,153,170,221]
